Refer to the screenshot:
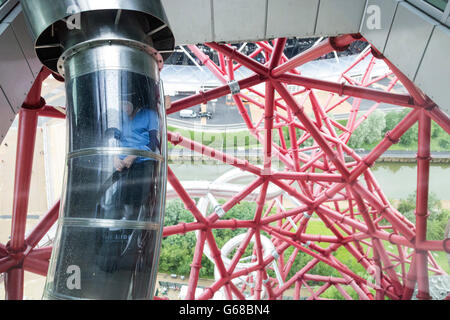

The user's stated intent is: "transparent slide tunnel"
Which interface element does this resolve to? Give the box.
[19,0,174,299]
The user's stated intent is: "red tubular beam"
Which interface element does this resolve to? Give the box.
[24,67,52,106]
[253,270,262,300]
[261,205,309,225]
[38,106,66,119]
[211,220,256,230]
[340,49,372,79]
[0,243,7,256]
[254,182,269,224]
[227,229,255,274]
[272,80,351,179]
[351,183,416,241]
[221,177,265,213]
[188,44,295,170]
[4,268,24,300]
[168,132,262,176]
[415,111,432,300]
[167,167,209,225]
[268,226,342,244]
[187,230,207,299]
[229,282,246,300]
[234,46,264,71]
[262,226,368,284]
[350,188,403,295]
[277,73,415,107]
[381,56,427,105]
[198,277,228,300]
[187,45,226,80]
[274,259,320,297]
[263,81,275,172]
[335,284,353,300]
[402,254,417,300]
[3,68,51,301]
[27,247,52,260]
[162,222,205,237]
[205,230,228,279]
[307,283,332,300]
[426,106,450,135]
[23,256,49,276]
[0,257,18,274]
[10,108,39,251]
[350,109,420,180]
[272,35,357,77]
[317,205,413,250]
[25,200,60,249]
[416,240,450,252]
[168,74,264,114]
[218,52,226,73]
[283,248,299,279]
[270,178,314,207]
[269,38,287,69]
[271,171,345,183]
[206,42,269,76]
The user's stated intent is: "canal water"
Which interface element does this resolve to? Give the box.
[169,162,450,200]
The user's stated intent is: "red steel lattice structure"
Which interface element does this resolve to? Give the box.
[1,34,450,300]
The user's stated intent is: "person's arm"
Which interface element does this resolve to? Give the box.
[114,155,137,171]
[121,155,137,169]
[148,130,160,152]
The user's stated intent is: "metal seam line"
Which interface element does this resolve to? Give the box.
[67,147,164,161]
[60,217,160,230]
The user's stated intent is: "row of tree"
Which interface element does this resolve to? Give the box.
[349,109,450,150]
[168,109,450,153]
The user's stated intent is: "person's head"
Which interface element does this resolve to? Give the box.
[122,100,134,117]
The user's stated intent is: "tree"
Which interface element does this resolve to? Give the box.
[384,111,402,135]
[349,119,369,149]
[365,110,386,144]
[164,199,194,227]
[399,122,418,146]
[438,138,449,150]
[396,192,450,241]
[432,121,445,138]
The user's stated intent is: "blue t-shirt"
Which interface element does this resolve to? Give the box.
[120,108,160,162]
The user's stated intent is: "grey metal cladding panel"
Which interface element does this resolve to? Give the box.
[266,0,319,39]
[10,10,42,77]
[415,25,450,116]
[0,87,15,143]
[360,0,402,53]
[0,23,34,112]
[161,0,213,45]
[383,2,438,81]
[213,0,267,42]
[0,0,19,22]
[315,0,366,36]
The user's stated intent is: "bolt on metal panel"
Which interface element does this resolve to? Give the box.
[213,0,267,42]
[0,23,34,112]
[360,0,402,53]
[415,25,450,116]
[161,0,213,45]
[266,0,319,39]
[315,0,366,36]
[384,2,438,81]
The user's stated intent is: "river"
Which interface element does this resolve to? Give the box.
[169,162,450,200]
